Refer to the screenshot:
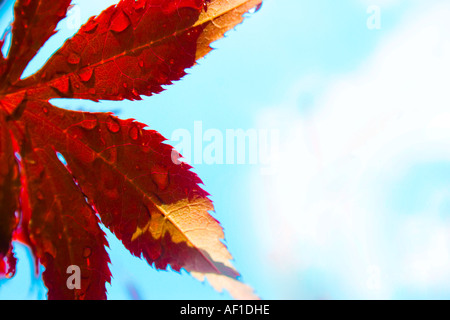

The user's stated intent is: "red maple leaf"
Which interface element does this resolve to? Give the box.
[0,0,261,300]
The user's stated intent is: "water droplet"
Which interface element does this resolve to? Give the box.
[151,165,169,190]
[67,52,81,65]
[110,10,131,33]
[106,116,121,133]
[50,77,70,94]
[104,147,118,163]
[83,247,92,258]
[79,117,98,130]
[51,78,69,94]
[79,67,93,82]
[129,125,139,140]
[134,0,146,11]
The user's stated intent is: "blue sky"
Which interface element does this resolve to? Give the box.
[2,0,450,299]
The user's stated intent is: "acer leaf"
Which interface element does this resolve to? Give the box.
[0,0,261,300]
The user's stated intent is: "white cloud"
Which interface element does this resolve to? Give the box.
[252,2,450,299]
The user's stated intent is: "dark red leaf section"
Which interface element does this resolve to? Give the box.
[0,115,20,279]
[2,0,72,84]
[15,132,111,299]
